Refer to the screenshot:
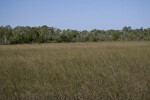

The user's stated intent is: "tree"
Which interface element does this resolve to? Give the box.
[0,25,149,44]
[122,26,132,32]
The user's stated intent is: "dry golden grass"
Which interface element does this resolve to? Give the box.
[0,41,150,100]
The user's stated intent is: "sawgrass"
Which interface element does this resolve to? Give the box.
[0,41,150,100]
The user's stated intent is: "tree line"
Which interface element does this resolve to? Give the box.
[0,25,150,44]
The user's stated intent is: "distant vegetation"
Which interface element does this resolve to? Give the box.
[0,25,150,44]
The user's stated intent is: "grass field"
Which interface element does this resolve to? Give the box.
[0,41,150,100]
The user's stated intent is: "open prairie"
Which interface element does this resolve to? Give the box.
[0,41,150,100]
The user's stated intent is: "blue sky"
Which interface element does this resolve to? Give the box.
[0,0,150,30]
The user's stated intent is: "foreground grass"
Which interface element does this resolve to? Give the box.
[0,41,150,100]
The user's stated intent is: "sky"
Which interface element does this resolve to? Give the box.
[0,0,150,31]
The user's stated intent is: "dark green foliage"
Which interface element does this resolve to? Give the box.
[112,33,120,40]
[0,25,150,44]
